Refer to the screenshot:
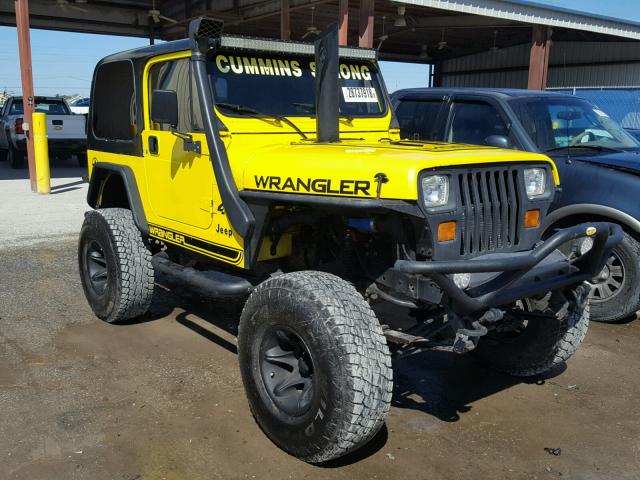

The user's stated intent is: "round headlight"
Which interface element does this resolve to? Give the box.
[421,175,449,208]
[524,168,546,199]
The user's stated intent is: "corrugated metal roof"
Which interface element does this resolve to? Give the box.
[398,0,640,40]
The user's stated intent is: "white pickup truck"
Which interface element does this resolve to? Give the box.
[0,96,86,168]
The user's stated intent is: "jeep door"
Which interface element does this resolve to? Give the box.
[142,56,214,230]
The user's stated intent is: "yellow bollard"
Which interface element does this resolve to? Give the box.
[32,112,51,194]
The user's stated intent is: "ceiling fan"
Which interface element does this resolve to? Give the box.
[437,28,451,51]
[44,0,88,13]
[418,44,431,60]
[490,30,506,54]
[301,6,320,39]
[377,15,388,51]
[148,0,178,25]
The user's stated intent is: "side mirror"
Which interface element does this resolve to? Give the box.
[485,134,512,149]
[151,89,178,127]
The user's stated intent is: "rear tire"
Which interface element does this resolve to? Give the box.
[238,271,393,463]
[78,208,154,323]
[8,145,24,169]
[473,283,590,377]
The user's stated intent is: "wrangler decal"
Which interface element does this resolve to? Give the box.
[149,224,243,264]
[254,175,371,196]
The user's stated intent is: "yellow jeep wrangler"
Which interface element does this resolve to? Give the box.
[79,18,620,463]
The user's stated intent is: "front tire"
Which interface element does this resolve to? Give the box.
[587,232,640,323]
[78,208,155,323]
[238,271,393,463]
[473,283,590,377]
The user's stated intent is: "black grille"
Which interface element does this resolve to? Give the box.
[457,168,522,256]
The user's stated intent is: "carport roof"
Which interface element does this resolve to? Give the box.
[1,0,640,62]
[400,0,640,39]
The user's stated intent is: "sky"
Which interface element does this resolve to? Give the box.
[0,0,638,97]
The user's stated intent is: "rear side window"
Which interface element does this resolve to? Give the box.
[9,99,70,115]
[92,61,136,140]
[395,100,443,141]
[446,101,511,146]
[149,58,203,132]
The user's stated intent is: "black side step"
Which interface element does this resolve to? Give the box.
[152,254,254,297]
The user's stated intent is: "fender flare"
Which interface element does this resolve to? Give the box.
[543,203,640,236]
[87,162,149,234]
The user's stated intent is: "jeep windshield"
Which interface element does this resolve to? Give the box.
[510,96,640,153]
[208,51,387,118]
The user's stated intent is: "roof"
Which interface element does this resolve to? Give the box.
[398,0,640,40]
[502,0,640,28]
[99,35,378,65]
[391,87,574,100]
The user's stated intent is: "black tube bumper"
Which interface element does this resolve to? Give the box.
[394,222,623,314]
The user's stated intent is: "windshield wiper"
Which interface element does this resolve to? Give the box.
[215,102,307,139]
[291,102,354,122]
[545,145,623,153]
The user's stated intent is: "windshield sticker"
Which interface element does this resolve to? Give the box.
[342,87,378,103]
[214,54,372,81]
[593,109,610,118]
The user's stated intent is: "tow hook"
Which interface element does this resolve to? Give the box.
[452,309,504,354]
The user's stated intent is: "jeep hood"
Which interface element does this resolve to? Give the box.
[240,140,558,201]
[551,150,640,175]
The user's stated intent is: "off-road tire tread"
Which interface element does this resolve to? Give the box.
[475,283,590,377]
[84,208,154,323]
[239,271,393,463]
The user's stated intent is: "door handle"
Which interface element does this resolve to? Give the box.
[149,135,158,155]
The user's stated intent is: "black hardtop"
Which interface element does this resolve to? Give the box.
[97,39,191,67]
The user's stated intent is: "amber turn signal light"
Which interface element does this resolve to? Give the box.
[438,221,457,242]
[524,209,540,228]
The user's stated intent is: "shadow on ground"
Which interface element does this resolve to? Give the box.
[0,158,87,181]
[114,271,564,465]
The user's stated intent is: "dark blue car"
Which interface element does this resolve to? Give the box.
[391,88,640,323]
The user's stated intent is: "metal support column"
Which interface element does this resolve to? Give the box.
[527,25,552,90]
[280,0,290,40]
[339,0,349,46]
[14,0,36,191]
[433,61,443,87]
[358,0,374,48]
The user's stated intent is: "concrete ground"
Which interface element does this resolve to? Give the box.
[0,161,88,248]
[1,162,639,479]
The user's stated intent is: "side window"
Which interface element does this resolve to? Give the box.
[92,61,136,140]
[447,101,511,146]
[149,58,203,132]
[395,100,443,141]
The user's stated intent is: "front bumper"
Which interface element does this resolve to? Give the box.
[394,222,623,314]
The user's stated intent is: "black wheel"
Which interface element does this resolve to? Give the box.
[560,231,640,323]
[0,148,7,161]
[238,271,393,463]
[473,283,590,377]
[78,208,155,323]
[8,145,25,169]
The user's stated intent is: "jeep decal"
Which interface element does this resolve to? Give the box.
[254,175,371,196]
